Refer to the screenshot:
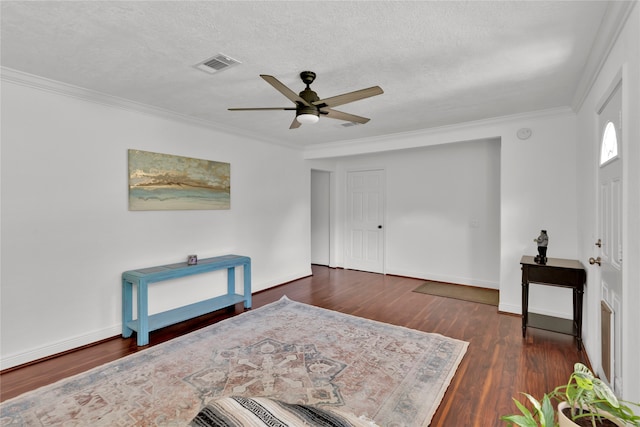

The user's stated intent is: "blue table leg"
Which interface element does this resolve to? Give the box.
[243,260,252,309]
[122,279,133,338]
[137,281,149,346]
[227,266,235,296]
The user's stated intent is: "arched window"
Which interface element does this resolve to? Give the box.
[600,121,618,165]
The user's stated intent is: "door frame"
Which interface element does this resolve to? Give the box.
[310,169,332,266]
[594,72,624,391]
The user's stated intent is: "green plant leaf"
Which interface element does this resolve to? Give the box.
[501,396,538,426]
[539,394,555,427]
[574,363,593,376]
[513,398,536,419]
[501,414,540,427]
[524,393,543,413]
[574,375,594,390]
[592,377,619,407]
[501,394,557,427]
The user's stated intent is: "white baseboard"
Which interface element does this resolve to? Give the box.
[1,326,122,371]
[498,302,521,315]
[0,272,313,371]
[498,302,572,320]
[384,268,499,289]
[255,269,312,291]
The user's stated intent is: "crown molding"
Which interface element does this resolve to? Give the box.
[1,65,577,157]
[303,106,574,159]
[571,1,637,112]
[0,67,300,150]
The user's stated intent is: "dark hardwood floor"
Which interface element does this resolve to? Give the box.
[1,265,588,426]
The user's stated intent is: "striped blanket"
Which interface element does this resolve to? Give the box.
[190,396,377,427]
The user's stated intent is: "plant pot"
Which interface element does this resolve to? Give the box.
[558,401,627,427]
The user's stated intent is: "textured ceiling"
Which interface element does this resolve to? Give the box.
[1,1,615,148]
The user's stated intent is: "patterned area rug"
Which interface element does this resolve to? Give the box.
[0,297,468,426]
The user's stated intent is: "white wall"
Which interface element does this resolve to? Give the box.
[0,77,311,369]
[499,113,579,318]
[575,4,639,402]
[329,139,501,288]
[308,109,580,320]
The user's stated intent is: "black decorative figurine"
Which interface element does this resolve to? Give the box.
[534,230,548,264]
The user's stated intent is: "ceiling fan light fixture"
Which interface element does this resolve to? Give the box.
[296,113,319,124]
[228,71,383,129]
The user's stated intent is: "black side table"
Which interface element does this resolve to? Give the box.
[520,255,586,350]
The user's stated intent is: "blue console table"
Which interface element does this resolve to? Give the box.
[122,254,251,346]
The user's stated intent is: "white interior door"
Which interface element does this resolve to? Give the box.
[596,81,623,391]
[345,169,384,273]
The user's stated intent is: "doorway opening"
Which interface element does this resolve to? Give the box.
[311,170,331,267]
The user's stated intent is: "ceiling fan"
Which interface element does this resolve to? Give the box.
[228,71,383,129]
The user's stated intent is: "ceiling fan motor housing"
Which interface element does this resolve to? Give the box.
[297,87,320,117]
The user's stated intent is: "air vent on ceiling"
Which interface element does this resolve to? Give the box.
[341,122,360,128]
[194,53,241,74]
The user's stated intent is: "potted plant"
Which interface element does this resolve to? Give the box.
[554,363,639,427]
[502,363,639,427]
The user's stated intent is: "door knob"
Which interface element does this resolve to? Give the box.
[589,256,601,266]
[595,239,602,247]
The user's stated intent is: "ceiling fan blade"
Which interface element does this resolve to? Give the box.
[228,107,296,111]
[289,117,301,129]
[321,108,370,124]
[261,75,312,107]
[314,86,383,108]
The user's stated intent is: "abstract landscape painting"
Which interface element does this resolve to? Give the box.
[128,149,230,210]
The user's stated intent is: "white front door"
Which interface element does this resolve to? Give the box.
[345,169,384,273]
[596,80,623,391]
